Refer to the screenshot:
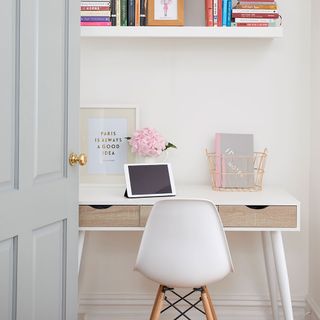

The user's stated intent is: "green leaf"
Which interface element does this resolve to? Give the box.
[164,142,177,150]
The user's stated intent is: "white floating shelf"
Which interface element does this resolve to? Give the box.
[81,26,283,39]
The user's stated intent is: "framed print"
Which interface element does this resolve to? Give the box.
[80,105,138,186]
[147,0,184,26]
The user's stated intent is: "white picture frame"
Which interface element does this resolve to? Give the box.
[80,105,139,186]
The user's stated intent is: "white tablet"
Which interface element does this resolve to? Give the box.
[124,163,176,198]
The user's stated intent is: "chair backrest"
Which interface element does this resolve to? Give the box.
[135,199,234,288]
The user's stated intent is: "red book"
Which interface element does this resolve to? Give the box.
[205,0,213,26]
[232,13,279,18]
[217,0,223,26]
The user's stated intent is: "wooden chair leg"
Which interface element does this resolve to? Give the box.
[203,286,218,320]
[201,287,214,320]
[150,285,165,320]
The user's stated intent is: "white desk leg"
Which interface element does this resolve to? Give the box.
[262,232,279,320]
[270,231,294,320]
[78,231,86,275]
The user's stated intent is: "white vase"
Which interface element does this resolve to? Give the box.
[138,151,168,164]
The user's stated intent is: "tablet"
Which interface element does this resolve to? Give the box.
[124,163,176,198]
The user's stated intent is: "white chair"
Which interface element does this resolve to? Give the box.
[135,199,234,320]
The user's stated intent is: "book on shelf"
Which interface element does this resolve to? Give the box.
[120,0,127,25]
[81,16,111,22]
[215,133,254,189]
[140,0,146,26]
[81,10,111,16]
[235,3,278,9]
[232,8,278,13]
[116,0,121,26]
[81,21,112,26]
[232,12,279,18]
[135,0,140,26]
[222,0,228,26]
[234,22,276,26]
[81,1,111,6]
[238,0,275,2]
[205,0,213,26]
[127,0,135,26]
[227,0,232,26]
[110,0,117,25]
[81,5,110,11]
[218,0,223,26]
[213,0,218,26]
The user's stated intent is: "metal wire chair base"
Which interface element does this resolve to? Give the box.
[160,286,206,320]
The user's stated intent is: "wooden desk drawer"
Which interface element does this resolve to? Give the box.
[79,205,139,227]
[218,205,297,228]
[140,206,152,227]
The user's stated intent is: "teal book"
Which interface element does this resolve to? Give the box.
[226,0,232,26]
[222,0,228,26]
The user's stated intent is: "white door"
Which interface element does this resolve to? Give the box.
[0,0,80,319]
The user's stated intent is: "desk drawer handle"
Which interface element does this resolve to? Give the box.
[245,205,269,210]
[89,205,112,210]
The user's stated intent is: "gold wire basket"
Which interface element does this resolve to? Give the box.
[206,148,267,191]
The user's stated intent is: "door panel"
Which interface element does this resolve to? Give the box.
[0,237,17,320]
[0,0,18,191]
[35,0,67,181]
[33,221,66,320]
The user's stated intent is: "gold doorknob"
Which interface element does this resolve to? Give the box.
[69,153,87,166]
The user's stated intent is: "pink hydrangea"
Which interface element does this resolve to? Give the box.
[129,127,167,157]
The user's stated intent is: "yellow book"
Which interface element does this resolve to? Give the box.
[235,4,277,9]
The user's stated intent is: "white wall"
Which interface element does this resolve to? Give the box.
[79,0,311,318]
[308,0,320,318]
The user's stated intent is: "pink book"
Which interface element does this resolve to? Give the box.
[80,21,112,26]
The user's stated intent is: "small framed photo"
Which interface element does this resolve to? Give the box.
[79,105,138,186]
[147,0,184,26]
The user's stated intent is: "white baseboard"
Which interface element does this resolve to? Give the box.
[306,296,320,320]
[79,293,306,320]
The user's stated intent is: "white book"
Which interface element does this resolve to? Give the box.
[235,17,278,23]
[81,11,111,16]
[81,1,111,6]
[213,0,218,26]
[232,9,278,13]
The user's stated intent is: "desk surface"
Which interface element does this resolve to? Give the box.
[79,184,300,206]
[79,185,300,232]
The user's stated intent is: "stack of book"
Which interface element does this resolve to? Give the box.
[81,0,111,26]
[232,0,280,27]
[80,0,146,27]
[205,0,280,27]
[205,0,234,27]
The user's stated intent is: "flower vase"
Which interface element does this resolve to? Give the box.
[137,151,168,164]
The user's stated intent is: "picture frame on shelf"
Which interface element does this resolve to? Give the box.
[147,0,184,26]
[79,105,138,186]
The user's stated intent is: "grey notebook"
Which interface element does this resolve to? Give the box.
[216,133,254,188]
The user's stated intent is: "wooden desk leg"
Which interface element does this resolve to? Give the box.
[270,231,294,320]
[78,231,86,275]
[261,232,279,320]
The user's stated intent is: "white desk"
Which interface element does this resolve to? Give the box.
[79,185,300,320]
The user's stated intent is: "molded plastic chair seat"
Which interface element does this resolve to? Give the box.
[135,199,234,319]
